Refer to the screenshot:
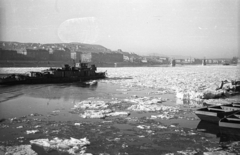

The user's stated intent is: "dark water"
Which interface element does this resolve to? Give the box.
[0,81,197,125]
[0,82,118,118]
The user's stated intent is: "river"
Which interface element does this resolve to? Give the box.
[0,66,240,154]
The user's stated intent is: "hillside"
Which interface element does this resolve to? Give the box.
[0,41,145,67]
[0,41,113,54]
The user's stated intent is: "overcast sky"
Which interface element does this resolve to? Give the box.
[0,0,239,58]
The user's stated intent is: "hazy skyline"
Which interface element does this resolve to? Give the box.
[0,0,239,58]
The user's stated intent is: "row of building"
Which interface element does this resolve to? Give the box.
[1,48,238,65]
[0,47,140,63]
[0,42,238,65]
[144,56,239,65]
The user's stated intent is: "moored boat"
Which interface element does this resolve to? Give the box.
[219,111,240,129]
[194,103,240,123]
[220,103,240,111]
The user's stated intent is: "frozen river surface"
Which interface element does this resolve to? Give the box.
[0,65,240,155]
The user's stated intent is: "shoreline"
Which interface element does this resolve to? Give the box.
[0,60,237,68]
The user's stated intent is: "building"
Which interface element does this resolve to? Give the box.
[212,60,219,64]
[80,53,92,63]
[91,52,124,63]
[16,48,27,55]
[123,55,130,61]
[26,49,50,60]
[175,59,183,63]
[50,48,71,61]
[0,49,17,60]
[232,57,238,64]
[207,59,212,63]
[71,52,76,60]
[141,58,147,63]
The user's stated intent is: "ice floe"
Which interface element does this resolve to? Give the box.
[30,137,91,155]
[203,151,236,155]
[16,125,23,129]
[71,100,130,118]
[0,145,37,155]
[177,149,198,155]
[124,96,167,104]
[150,113,175,119]
[79,109,113,119]
[26,130,39,134]
[106,111,130,117]
[127,102,177,112]
[123,96,177,112]
[71,95,176,118]
[73,100,108,110]
[137,125,150,130]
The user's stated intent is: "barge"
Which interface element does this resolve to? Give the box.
[0,62,106,85]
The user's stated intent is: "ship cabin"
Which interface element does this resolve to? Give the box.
[51,63,97,78]
[29,72,44,77]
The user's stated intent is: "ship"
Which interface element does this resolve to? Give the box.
[0,62,107,85]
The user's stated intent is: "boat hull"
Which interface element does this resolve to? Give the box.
[0,74,106,85]
[195,104,240,124]
[219,111,240,129]
[219,120,240,129]
[195,109,235,123]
